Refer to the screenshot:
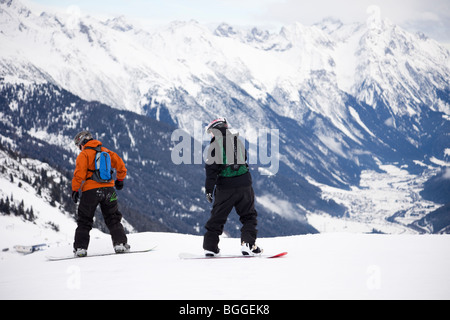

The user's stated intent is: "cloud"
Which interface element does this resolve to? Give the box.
[259,0,447,24]
[443,168,450,180]
[29,0,450,43]
[256,0,450,42]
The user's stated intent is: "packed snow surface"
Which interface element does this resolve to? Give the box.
[1,232,449,299]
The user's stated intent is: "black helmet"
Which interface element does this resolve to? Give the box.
[205,118,228,134]
[74,130,93,149]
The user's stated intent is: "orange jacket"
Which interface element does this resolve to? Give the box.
[72,139,127,192]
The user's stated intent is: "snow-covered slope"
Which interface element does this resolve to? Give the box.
[0,148,76,246]
[1,232,449,299]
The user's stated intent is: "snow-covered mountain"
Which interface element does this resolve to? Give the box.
[2,1,448,125]
[1,0,449,235]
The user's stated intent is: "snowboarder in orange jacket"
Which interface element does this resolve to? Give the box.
[71,130,129,257]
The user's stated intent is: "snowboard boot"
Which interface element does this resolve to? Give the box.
[241,242,262,256]
[204,248,220,257]
[74,248,87,257]
[114,243,131,254]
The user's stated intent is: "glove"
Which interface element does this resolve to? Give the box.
[115,179,124,190]
[71,191,79,204]
[206,193,213,203]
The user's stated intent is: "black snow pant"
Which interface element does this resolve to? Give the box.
[74,187,127,250]
[203,185,258,252]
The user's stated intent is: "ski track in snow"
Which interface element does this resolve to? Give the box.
[0,232,449,300]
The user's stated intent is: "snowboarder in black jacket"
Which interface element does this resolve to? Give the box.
[203,118,262,257]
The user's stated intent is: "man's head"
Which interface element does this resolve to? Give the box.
[205,118,228,136]
[73,130,93,150]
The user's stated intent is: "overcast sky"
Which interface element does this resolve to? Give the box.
[27,0,450,44]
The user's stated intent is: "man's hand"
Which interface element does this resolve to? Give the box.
[206,193,213,203]
[71,190,79,204]
[115,179,124,190]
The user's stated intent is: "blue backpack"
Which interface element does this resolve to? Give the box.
[85,146,113,183]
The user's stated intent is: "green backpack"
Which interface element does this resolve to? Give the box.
[218,134,249,178]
